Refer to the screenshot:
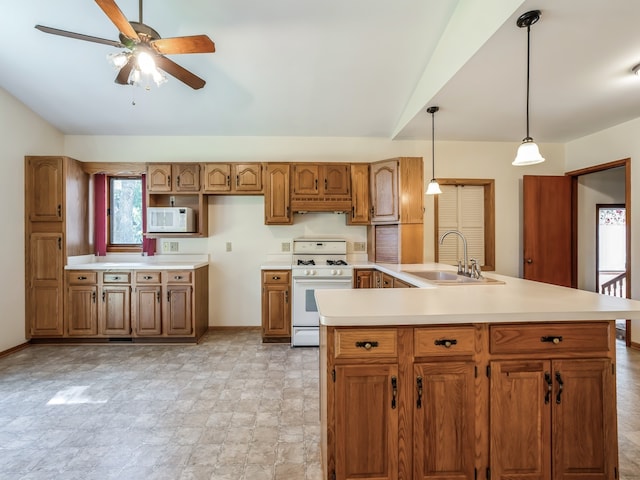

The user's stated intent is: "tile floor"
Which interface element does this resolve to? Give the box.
[0,330,638,480]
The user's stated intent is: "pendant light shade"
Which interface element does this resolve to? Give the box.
[512,10,545,166]
[426,106,442,195]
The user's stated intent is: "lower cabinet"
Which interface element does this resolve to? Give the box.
[261,270,291,342]
[353,268,416,289]
[320,321,618,480]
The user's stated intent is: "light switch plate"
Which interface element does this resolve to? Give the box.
[353,242,366,252]
[281,242,291,252]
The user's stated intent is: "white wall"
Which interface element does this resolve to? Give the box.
[0,87,64,352]
[567,118,640,345]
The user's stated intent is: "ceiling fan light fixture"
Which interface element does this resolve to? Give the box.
[136,50,156,74]
[107,51,129,68]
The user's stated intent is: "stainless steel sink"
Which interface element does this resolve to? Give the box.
[402,270,505,285]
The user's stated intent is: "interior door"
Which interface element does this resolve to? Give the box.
[523,175,574,287]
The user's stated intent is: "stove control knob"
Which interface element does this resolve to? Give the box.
[304,269,310,276]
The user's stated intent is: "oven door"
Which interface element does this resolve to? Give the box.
[292,278,352,328]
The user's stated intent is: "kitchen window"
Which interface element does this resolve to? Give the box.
[107,176,143,251]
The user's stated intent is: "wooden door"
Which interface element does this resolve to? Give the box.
[354,269,374,288]
[165,285,193,335]
[203,164,232,192]
[26,157,64,222]
[264,164,292,224]
[349,163,370,225]
[551,359,617,480]
[323,164,350,195]
[134,286,162,335]
[490,360,551,480]
[67,285,98,336]
[173,164,200,192]
[29,233,64,336]
[371,160,399,223]
[235,163,263,192]
[335,364,399,480]
[292,164,319,195]
[101,286,131,335]
[523,175,573,287]
[262,283,290,337]
[146,164,172,192]
[413,362,476,480]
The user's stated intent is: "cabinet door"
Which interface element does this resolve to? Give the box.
[413,362,476,480]
[490,360,551,480]
[292,164,319,195]
[371,160,399,223]
[348,163,370,225]
[67,285,99,336]
[173,164,201,192]
[354,269,374,288]
[29,233,64,336]
[203,164,232,192]
[235,163,263,192]
[335,364,399,480]
[26,157,63,222]
[264,164,292,224]
[146,164,173,192]
[323,164,350,195]
[165,285,193,335]
[261,283,290,338]
[101,286,131,335]
[551,359,617,480]
[134,286,162,335]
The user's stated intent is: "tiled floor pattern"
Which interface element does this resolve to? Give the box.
[0,330,638,479]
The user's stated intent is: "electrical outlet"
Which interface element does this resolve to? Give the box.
[353,242,366,252]
[169,196,175,206]
[226,242,232,252]
[162,241,171,253]
[169,241,179,252]
[281,242,291,252]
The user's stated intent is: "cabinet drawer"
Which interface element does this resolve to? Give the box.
[103,272,131,284]
[414,327,475,357]
[262,271,290,285]
[135,271,162,284]
[67,271,98,284]
[490,322,611,355]
[167,271,192,283]
[334,328,397,359]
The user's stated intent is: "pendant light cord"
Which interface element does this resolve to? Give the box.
[431,109,435,177]
[525,23,531,140]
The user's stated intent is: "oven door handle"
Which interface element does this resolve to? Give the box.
[293,279,352,285]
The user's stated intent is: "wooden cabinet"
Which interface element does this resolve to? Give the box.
[264,164,292,225]
[25,156,92,339]
[261,270,291,342]
[353,268,416,289]
[146,163,201,192]
[165,271,193,335]
[203,163,263,194]
[320,321,618,480]
[101,272,131,336]
[290,163,351,213]
[348,163,370,225]
[133,271,163,336]
[353,269,375,288]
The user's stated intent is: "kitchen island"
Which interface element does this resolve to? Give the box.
[315,266,640,480]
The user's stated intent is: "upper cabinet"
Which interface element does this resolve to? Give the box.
[370,157,423,224]
[203,163,263,194]
[290,163,351,213]
[26,156,64,222]
[265,163,292,225]
[347,163,370,225]
[146,163,201,193]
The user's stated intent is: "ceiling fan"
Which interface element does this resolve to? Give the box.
[35,0,215,89]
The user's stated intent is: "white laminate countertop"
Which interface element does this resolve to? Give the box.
[316,263,640,326]
[65,254,209,271]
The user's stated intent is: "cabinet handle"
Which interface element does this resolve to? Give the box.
[434,339,457,348]
[143,275,153,280]
[541,336,563,345]
[235,175,239,187]
[324,178,327,189]
[102,291,105,302]
[174,275,183,280]
[57,204,62,217]
[355,341,378,350]
[167,292,171,302]
[370,206,374,216]
[272,276,281,280]
[167,175,171,187]
[156,291,161,303]
[391,376,397,409]
[113,276,120,280]
[92,291,96,303]
[227,175,230,187]
[58,237,62,250]
[285,289,289,303]
[555,372,564,404]
[416,376,423,409]
[77,276,87,280]
[315,178,318,191]
[544,372,552,404]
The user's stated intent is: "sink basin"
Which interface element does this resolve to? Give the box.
[402,270,505,285]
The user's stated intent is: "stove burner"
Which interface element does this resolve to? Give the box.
[297,260,315,266]
[327,260,348,266]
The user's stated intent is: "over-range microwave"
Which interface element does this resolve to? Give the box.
[147,207,196,233]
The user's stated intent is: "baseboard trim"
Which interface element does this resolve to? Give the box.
[0,341,30,359]
[630,340,640,350]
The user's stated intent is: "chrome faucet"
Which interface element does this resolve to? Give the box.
[439,230,469,276]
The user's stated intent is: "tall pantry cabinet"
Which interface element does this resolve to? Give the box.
[25,156,93,338]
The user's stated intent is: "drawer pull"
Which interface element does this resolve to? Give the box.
[416,376,423,409]
[391,376,397,409]
[434,339,457,348]
[272,276,281,280]
[143,276,153,280]
[544,372,552,404]
[113,276,120,280]
[541,336,563,344]
[77,276,87,280]
[355,341,379,350]
[174,275,183,280]
[555,372,564,404]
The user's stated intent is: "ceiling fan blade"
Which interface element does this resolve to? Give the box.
[155,55,206,90]
[114,57,135,85]
[35,25,124,48]
[95,0,140,41]
[151,35,215,55]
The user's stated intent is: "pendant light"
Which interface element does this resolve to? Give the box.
[512,10,545,166]
[426,106,442,195]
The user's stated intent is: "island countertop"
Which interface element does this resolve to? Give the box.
[316,263,640,326]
